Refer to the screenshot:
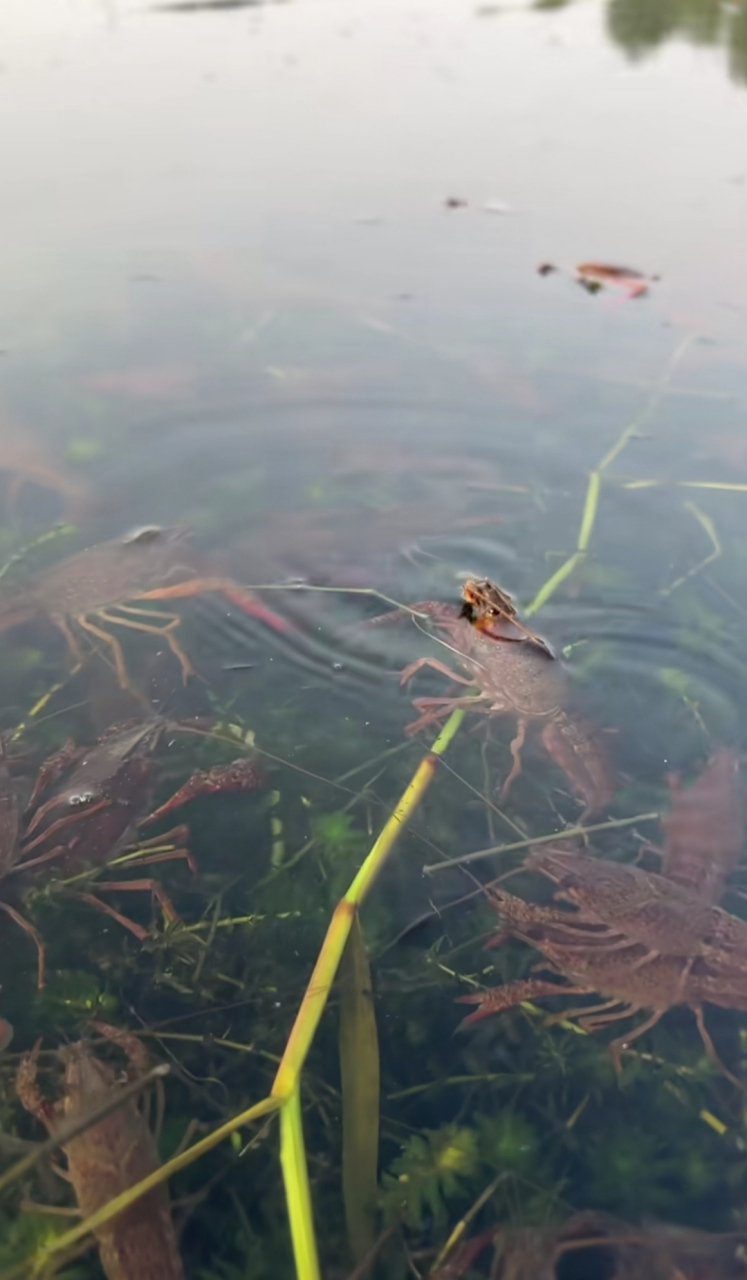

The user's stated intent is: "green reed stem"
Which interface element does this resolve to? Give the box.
[22,711,465,1280]
[525,333,694,616]
[280,1083,320,1280]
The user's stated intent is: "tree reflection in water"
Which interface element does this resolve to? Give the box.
[529,0,747,88]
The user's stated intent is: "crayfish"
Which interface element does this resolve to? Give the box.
[0,525,288,697]
[17,1022,184,1280]
[459,749,747,1083]
[0,719,266,987]
[376,589,613,817]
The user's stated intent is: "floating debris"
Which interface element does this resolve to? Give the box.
[576,262,658,298]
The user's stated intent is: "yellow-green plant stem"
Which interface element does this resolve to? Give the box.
[0,1065,169,1198]
[24,1094,281,1278]
[576,469,601,550]
[280,1083,320,1280]
[22,709,465,1280]
[272,708,464,1101]
[525,333,693,616]
[271,709,464,1279]
[432,1173,508,1273]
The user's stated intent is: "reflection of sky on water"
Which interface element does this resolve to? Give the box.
[0,0,745,365]
[0,0,745,768]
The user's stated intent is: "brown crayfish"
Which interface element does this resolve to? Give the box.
[459,748,747,1082]
[17,1022,184,1280]
[376,584,614,817]
[0,719,265,987]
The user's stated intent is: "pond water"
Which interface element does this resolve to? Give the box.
[1,1,747,1277]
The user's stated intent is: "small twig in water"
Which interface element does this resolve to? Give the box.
[422,811,660,873]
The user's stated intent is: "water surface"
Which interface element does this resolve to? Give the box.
[1,1,747,1277]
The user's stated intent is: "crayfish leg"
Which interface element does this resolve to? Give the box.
[499,717,527,800]
[121,846,197,876]
[692,1004,745,1093]
[0,900,46,988]
[94,878,179,924]
[607,1007,664,1072]
[16,1039,54,1127]
[455,977,589,1029]
[405,695,485,734]
[95,606,196,685]
[71,891,150,941]
[89,1020,150,1075]
[400,657,473,689]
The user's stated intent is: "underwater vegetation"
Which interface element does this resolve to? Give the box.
[3,342,747,1280]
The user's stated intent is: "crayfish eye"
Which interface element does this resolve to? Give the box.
[68,791,96,807]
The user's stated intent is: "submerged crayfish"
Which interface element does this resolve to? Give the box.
[0,525,288,696]
[0,719,265,987]
[377,591,613,817]
[460,750,747,1081]
[17,1023,184,1280]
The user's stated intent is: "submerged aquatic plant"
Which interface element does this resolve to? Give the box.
[381,1123,481,1230]
[585,1127,688,1218]
[476,1113,539,1181]
[0,1207,82,1277]
[310,811,367,863]
[6,334,747,1280]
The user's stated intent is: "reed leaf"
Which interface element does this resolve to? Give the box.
[339,914,380,1261]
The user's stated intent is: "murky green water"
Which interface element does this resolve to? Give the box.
[1,1,747,1277]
